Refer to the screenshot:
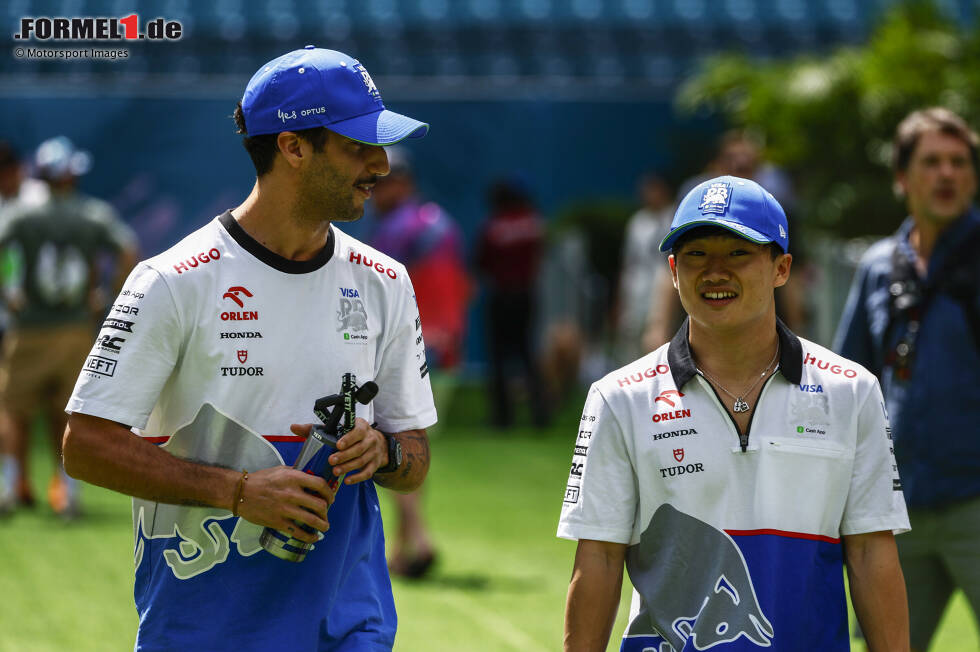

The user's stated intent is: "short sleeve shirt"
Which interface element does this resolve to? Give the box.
[557,320,908,652]
[67,211,436,652]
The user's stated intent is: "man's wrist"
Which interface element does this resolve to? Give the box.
[376,430,402,474]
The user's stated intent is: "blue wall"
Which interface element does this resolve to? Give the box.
[1,96,712,249]
[0,95,713,366]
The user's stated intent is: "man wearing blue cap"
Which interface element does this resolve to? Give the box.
[558,176,910,651]
[63,47,436,651]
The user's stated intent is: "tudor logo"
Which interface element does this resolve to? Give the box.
[673,448,685,463]
[655,389,685,408]
[237,350,248,364]
[223,286,253,308]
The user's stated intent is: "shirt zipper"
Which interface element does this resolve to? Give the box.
[696,371,780,452]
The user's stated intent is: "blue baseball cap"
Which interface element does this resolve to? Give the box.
[659,176,789,253]
[241,46,428,145]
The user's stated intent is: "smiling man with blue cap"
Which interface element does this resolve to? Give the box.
[63,47,437,651]
[559,175,912,651]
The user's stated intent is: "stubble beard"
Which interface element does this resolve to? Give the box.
[300,157,364,225]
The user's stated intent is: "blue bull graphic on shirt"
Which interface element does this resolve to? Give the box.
[133,403,284,579]
[624,504,774,651]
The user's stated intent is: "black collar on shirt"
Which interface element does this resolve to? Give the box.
[218,210,335,274]
[667,316,804,390]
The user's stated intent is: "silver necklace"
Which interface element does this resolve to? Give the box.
[697,346,780,413]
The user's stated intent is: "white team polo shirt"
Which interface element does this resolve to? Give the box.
[557,319,909,652]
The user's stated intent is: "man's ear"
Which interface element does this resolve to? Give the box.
[893,171,907,199]
[276,132,306,169]
[668,254,678,289]
[773,253,793,288]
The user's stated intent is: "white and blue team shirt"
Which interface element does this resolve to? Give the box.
[557,320,908,652]
[67,211,437,652]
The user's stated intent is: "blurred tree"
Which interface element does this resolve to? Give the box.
[677,1,980,238]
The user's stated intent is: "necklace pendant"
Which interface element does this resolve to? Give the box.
[733,398,750,413]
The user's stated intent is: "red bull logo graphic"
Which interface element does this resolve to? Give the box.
[625,504,774,650]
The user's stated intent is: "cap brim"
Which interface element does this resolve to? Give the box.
[327,109,428,146]
[659,218,772,252]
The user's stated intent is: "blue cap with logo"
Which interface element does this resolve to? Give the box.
[241,46,428,145]
[659,175,789,253]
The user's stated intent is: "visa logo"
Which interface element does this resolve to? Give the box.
[798,384,824,393]
[340,288,360,298]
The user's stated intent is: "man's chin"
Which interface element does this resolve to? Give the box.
[330,207,365,224]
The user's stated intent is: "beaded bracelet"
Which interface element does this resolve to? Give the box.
[231,469,249,517]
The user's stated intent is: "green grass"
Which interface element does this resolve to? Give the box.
[1,388,976,651]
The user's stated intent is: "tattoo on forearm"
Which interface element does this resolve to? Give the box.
[374,430,428,488]
[398,460,414,480]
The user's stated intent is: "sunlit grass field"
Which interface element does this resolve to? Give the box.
[0,387,975,651]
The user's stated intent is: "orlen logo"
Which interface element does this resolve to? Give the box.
[654,389,684,408]
[220,286,258,321]
[652,390,691,423]
[174,248,220,275]
[348,250,398,280]
[617,363,670,388]
[803,353,857,379]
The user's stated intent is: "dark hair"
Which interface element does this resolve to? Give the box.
[488,176,533,213]
[233,102,331,176]
[0,141,20,170]
[893,107,979,172]
[671,225,783,260]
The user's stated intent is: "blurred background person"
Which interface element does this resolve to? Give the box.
[835,107,980,652]
[0,141,49,213]
[476,176,549,429]
[369,146,470,578]
[0,136,137,518]
[613,172,674,365]
[0,140,51,511]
